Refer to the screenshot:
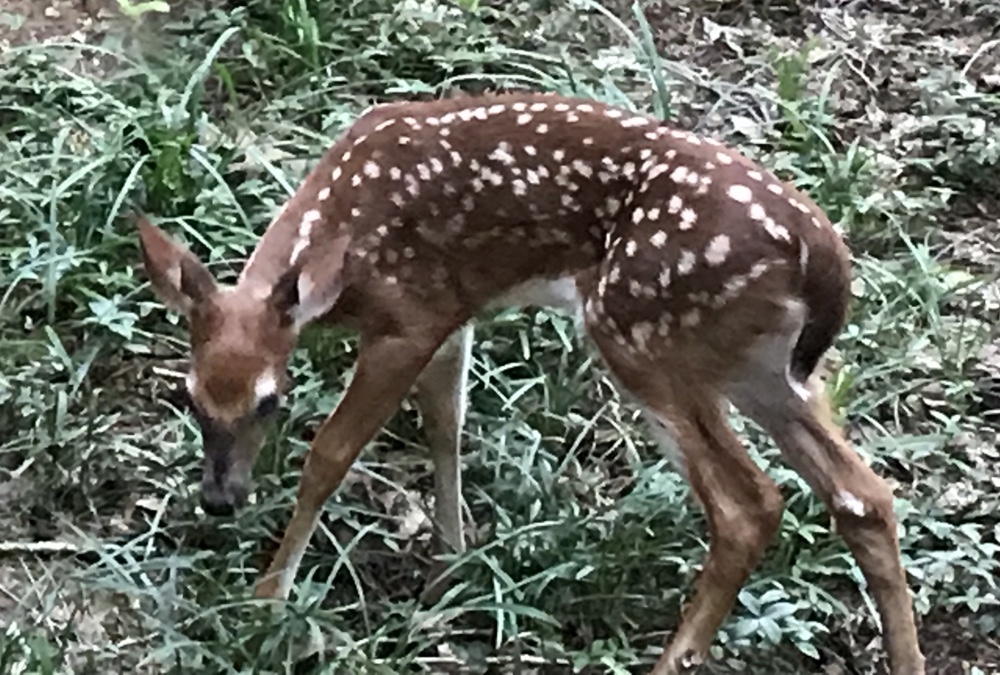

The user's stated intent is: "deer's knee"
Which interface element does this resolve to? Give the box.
[709,481,784,570]
[829,472,897,532]
[750,483,786,546]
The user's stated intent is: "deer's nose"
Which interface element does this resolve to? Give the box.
[201,493,236,517]
[200,473,248,517]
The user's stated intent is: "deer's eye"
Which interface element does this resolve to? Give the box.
[256,394,280,418]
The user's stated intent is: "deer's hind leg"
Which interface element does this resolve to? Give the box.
[725,300,925,675]
[412,276,587,604]
[589,333,785,675]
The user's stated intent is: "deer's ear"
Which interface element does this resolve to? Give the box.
[272,234,351,330]
[137,215,217,315]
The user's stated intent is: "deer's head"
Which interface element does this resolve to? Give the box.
[137,216,346,515]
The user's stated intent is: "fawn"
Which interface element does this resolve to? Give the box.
[137,91,925,674]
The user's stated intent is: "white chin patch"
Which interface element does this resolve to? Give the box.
[254,370,279,400]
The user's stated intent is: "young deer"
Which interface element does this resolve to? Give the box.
[137,92,925,674]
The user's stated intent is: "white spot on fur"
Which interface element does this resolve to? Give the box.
[289,232,311,266]
[289,208,321,266]
[631,322,654,350]
[658,266,671,287]
[621,116,650,127]
[727,184,753,203]
[650,230,667,247]
[763,218,792,242]
[834,490,866,517]
[677,250,696,275]
[724,275,747,297]
[704,235,730,266]
[648,164,669,181]
[680,309,701,327]
[489,142,516,165]
[317,187,331,201]
[748,261,770,279]
[790,198,811,213]
[572,160,592,178]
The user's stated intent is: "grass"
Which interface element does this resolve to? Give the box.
[1,0,999,673]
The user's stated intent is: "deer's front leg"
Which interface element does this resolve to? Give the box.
[255,329,448,601]
[413,324,474,605]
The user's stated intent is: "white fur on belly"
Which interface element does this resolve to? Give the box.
[489,277,584,319]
